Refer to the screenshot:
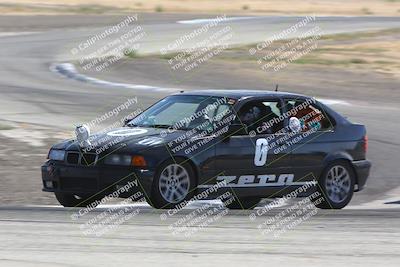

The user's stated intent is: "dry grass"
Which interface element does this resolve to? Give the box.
[0,122,14,130]
[1,0,400,15]
[297,40,400,75]
[291,29,400,76]
[151,29,400,77]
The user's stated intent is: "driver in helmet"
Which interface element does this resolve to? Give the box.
[238,104,264,133]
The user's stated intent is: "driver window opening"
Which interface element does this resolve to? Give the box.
[235,100,284,135]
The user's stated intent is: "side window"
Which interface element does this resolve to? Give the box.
[285,99,334,132]
[194,102,233,133]
[235,99,284,135]
[205,103,232,122]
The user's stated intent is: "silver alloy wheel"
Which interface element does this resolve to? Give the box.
[325,165,351,203]
[158,163,190,203]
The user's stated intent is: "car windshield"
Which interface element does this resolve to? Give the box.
[127,95,233,130]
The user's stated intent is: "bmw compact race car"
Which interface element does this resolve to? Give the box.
[42,90,371,210]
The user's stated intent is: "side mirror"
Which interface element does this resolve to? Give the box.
[289,117,302,133]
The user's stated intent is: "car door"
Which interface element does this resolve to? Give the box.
[283,98,337,182]
[213,97,293,191]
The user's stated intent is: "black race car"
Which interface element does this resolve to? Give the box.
[42,90,371,210]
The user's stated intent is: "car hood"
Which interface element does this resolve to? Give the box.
[53,127,185,154]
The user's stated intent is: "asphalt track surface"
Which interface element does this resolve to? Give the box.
[0,14,400,266]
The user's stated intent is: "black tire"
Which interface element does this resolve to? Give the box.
[55,192,103,208]
[225,196,261,210]
[149,159,196,209]
[313,161,355,209]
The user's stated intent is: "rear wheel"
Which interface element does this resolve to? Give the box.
[149,159,196,209]
[313,161,355,209]
[55,192,103,208]
[225,196,261,210]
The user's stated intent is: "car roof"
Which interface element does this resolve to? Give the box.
[176,89,309,100]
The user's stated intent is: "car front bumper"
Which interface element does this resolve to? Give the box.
[41,160,154,198]
[352,159,371,191]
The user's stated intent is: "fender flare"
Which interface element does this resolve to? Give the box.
[322,152,358,185]
[322,152,354,166]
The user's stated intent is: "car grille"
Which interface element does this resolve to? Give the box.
[66,152,79,164]
[66,152,98,166]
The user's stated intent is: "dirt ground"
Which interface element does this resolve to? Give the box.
[0,122,69,205]
[1,0,400,16]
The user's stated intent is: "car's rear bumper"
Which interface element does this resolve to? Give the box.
[352,159,371,191]
[41,160,154,198]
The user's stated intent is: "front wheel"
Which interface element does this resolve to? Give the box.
[313,161,355,209]
[149,159,196,209]
[55,192,103,208]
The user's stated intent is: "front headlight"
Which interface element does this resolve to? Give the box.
[48,149,65,161]
[103,154,132,166]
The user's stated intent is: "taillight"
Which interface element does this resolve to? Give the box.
[363,135,368,154]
